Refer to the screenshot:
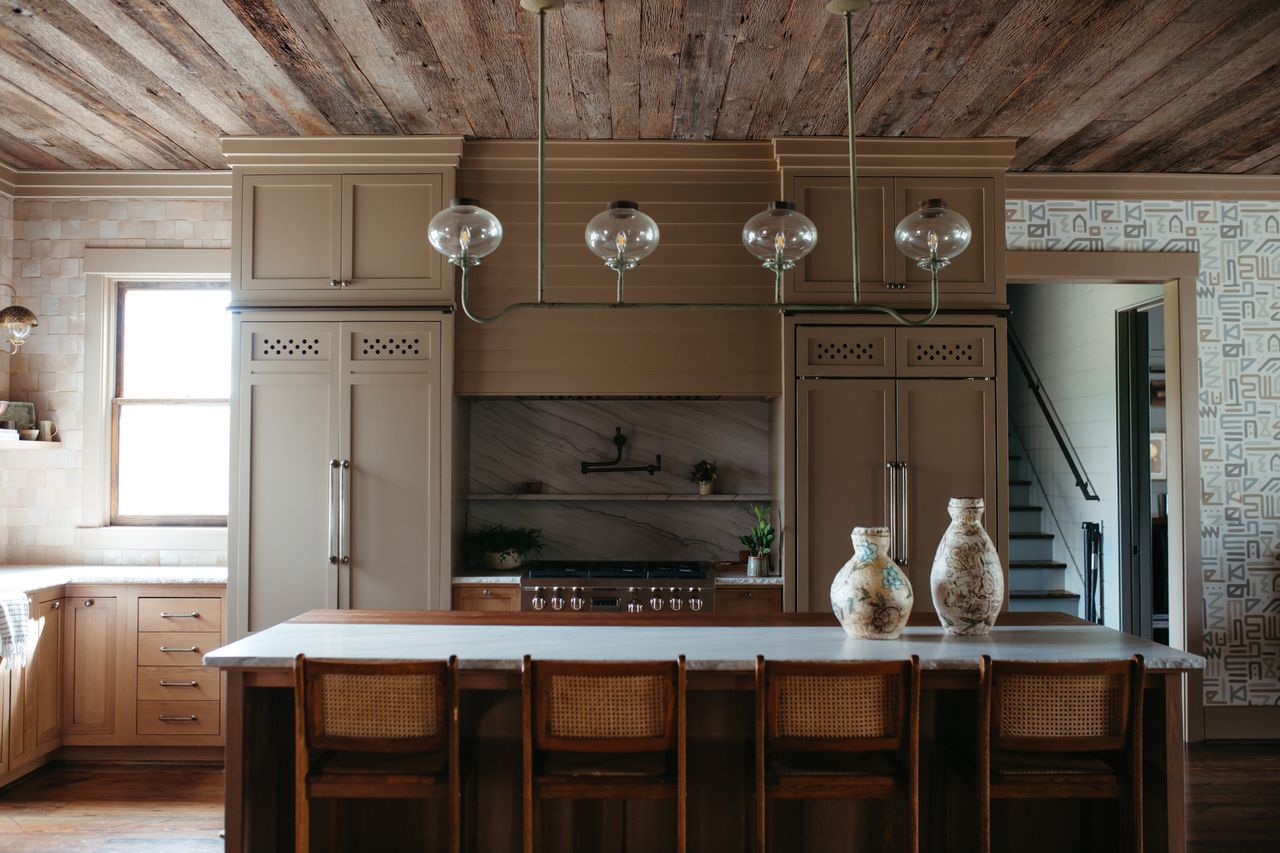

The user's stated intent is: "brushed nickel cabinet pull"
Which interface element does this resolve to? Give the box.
[159,680,199,688]
[886,461,898,561]
[339,459,351,565]
[84,599,94,607]
[159,645,199,653]
[51,600,61,610]
[900,462,910,568]
[158,714,199,722]
[330,279,340,288]
[160,611,199,618]
[328,459,340,565]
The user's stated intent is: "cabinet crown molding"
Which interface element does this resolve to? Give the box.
[221,135,464,170]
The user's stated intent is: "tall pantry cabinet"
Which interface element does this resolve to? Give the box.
[226,139,462,638]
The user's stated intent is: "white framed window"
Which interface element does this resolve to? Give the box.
[82,248,232,550]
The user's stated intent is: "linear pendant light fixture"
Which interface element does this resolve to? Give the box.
[428,0,971,326]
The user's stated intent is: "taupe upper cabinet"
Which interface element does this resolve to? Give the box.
[788,176,998,306]
[236,173,446,303]
[230,314,452,638]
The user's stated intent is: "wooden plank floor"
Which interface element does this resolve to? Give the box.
[0,743,1274,851]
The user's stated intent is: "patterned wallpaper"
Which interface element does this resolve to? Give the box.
[0,198,231,567]
[1007,199,1280,707]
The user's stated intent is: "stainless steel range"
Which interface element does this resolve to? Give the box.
[519,561,715,614]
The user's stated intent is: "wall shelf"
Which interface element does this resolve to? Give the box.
[0,441,62,451]
[466,493,772,502]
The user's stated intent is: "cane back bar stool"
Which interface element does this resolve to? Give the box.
[293,654,461,853]
[755,656,921,853]
[522,655,687,853]
[974,654,1146,853]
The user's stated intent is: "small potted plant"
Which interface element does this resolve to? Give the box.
[691,459,718,495]
[465,524,546,572]
[739,504,775,577]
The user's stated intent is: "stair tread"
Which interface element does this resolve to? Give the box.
[1010,560,1069,569]
[1009,505,1043,512]
[1010,532,1053,539]
[1009,479,1032,486]
[1009,589,1080,599]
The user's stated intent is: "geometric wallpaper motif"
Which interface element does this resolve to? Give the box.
[1007,199,1280,706]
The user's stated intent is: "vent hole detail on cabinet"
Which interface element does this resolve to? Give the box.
[813,341,876,362]
[913,342,975,363]
[258,336,324,358]
[358,337,425,358]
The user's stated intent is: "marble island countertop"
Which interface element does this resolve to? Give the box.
[207,612,1204,673]
[0,564,228,593]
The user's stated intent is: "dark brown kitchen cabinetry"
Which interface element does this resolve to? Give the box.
[716,587,783,615]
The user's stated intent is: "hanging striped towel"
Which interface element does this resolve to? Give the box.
[0,591,33,670]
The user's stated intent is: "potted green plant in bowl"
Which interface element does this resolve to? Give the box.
[739,504,774,577]
[691,459,718,495]
[465,524,546,572]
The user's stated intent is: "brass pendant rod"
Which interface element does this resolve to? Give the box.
[844,10,861,305]
[536,8,546,305]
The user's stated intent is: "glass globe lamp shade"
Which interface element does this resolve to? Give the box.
[742,201,818,269]
[0,304,37,351]
[894,198,971,269]
[585,201,660,271]
[428,197,503,266]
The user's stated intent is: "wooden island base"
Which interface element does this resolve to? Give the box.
[212,611,1197,853]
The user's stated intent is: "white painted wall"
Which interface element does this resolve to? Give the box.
[1008,282,1163,629]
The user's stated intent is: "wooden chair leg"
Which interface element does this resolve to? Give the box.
[881,800,895,853]
[295,790,309,853]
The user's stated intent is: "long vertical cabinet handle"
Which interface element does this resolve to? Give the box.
[327,460,340,565]
[339,460,351,565]
[899,462,910,568]
[886,462,898,561]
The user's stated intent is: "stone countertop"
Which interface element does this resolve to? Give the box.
[714,570,783,586]
[451,571,784,587]
[0,565,228,593]
[451,575,522,586]
[206,613,1205,673]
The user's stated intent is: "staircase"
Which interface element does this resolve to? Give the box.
[1007,451,1081,616]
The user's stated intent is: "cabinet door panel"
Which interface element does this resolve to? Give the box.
[34,598,61,746]
[340,321,443,612]
[895,178,994,296]
[8,666,30,768]
[63,597,117,737]
[715,588,782,615]
[452,587,520,612]
[343,174,445,293]
[238,323,341,632]
[796,379,896,611]
[897,379,999,597]
[239,174,342,291]
[791,177,893,300]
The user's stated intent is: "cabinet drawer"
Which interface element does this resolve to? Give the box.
[452,586,520,612]
[138,632,222,667]
[795,326,894,377]
[896,326,996,377]
[136,700,220,736]
[715,587,783,615]
[137,667,221,702]
[139,598,221,633]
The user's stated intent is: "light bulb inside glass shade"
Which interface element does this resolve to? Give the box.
[585,201,659,271]
[0,304,36,343]
[894,198,971,268]
[428,197,503,265]
[742,201,818,268]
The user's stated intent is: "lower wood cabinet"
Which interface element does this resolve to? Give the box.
[715,587,783,615]
[452,585,520,612]
[4,589,63,777]
[63,595,118,738]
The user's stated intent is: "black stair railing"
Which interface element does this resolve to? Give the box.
[1008,326,1101,502]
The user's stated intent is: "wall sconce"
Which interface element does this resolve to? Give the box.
[0,283,38,354]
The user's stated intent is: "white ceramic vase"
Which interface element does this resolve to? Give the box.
[930,497,1003,635]
[829,526,913,640]
[483,550,523,572]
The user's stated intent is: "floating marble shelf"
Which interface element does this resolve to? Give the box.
[0,441,62,451]
[466,493,773,502]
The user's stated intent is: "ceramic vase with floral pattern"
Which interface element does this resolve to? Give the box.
[830,526,913,640]
[930,497,1003,635]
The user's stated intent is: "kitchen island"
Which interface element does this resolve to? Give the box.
[208,611,1202,852]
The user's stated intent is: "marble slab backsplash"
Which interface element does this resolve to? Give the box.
[467,400,773,562]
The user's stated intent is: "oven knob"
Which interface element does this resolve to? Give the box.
[569,588,585,611]
[649,588,664,612]
[530,588,547,611]
[689,594,703,612]
[550,587,565,611]
[669,588,684,611]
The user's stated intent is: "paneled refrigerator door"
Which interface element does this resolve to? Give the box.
[896,379,999,597]
[234,322,341,634]
[795,379,896,611]
[337,321,445,612]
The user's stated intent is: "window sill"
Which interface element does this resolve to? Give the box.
[76,526,227,551]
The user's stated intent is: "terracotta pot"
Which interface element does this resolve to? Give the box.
[829,526,913,640]
[483,550,524,572]
[930,497,1003,635]
[698,480,714,496]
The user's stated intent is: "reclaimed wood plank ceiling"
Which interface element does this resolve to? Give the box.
[0,0,1276,173]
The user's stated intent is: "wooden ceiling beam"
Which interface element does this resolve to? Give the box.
[742,0,830,140]
[778,7,869,136]
[638,0,683,138]
[460,0,538,138]
[670,0,743,140]
[714,0,804,140]
[515,0,584,138]
[0,74,139,169]
[604,0,641,139]
[563,0,613,139]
